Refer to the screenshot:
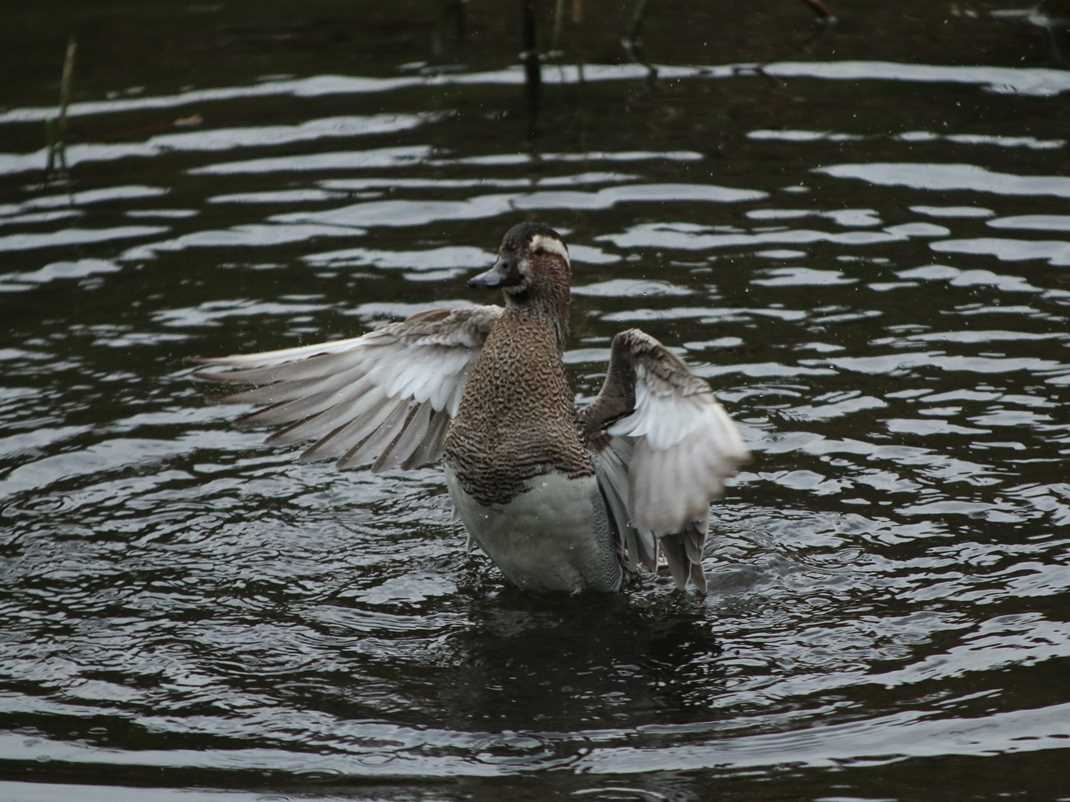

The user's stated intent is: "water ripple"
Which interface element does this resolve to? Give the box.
[1,19,1068,801]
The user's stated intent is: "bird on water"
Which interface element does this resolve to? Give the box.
[196,222,749,594]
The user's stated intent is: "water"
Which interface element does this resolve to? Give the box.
[1,2,1069,800]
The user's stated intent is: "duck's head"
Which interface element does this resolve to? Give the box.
[468,223,572,306]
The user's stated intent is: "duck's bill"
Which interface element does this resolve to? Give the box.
[467,257,508,288]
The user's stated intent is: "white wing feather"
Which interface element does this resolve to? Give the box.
[607,361,748,534]
[196,305,503,470]
[586,328,749,591]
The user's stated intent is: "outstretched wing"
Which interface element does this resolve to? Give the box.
[582,328,749,591]
[195,305,503,471]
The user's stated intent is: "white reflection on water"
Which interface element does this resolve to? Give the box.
[746,208,882,227]
[816,162,1070,197]
[750,129,1066,149]
[988,214,1070,231]
[911,205,994,218]
[120,223,367,260]
[304,245,493,272]
[0,117,435,177]
[0,258,120,292]
[189,145,433,175]
[320,171,638,190]
[601,223,905,250]
[4,59,1069,127]
[0,185,167,215]
[0,225,168,253]
[930,237,1070,266]
[572,279,693,297]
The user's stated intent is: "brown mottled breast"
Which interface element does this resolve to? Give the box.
[443,309,593,506]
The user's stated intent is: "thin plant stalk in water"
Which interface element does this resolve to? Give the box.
[44,36,77,182]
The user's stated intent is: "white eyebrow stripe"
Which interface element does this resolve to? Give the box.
[530,233,570,263]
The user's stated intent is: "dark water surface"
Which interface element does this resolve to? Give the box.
[2,2,1069,800]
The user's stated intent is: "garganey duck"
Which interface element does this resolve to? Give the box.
[196,223,749,594]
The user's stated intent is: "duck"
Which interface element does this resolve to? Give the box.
[195,222,749,594]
